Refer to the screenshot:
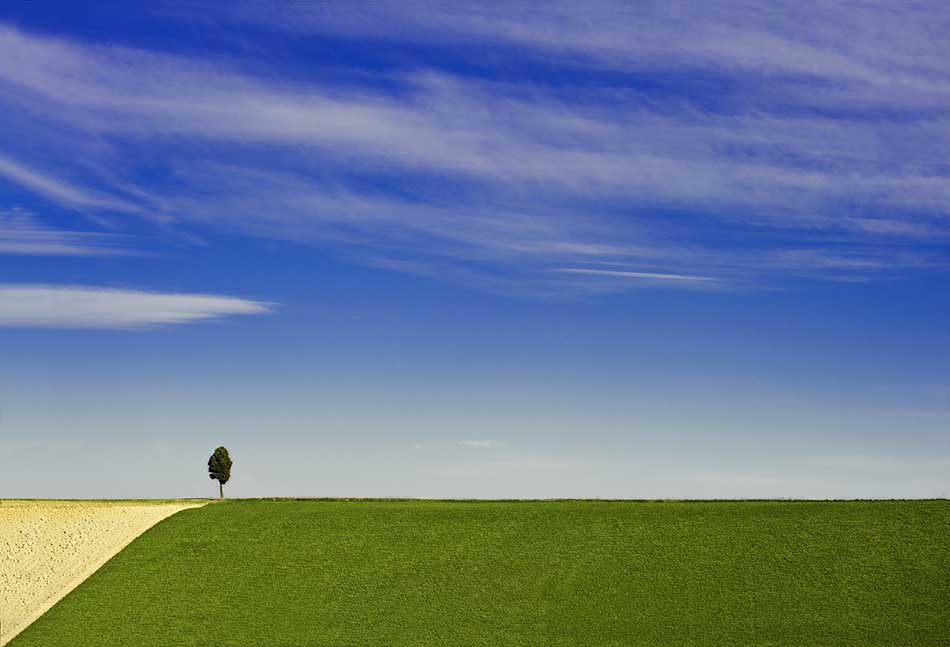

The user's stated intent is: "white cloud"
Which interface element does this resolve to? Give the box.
[0,285,272,329]
[0,208,128,256]
[3,32,947,217]
[231,2,950,98]
[458,440,506,449]
[0,155,139,213]
[554,268,714,282]
[0,11,948,292]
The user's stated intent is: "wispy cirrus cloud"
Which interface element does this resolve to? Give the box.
[458,440,506,449]
[225,1,950,101]
[0,155,140,214]
[0,285,272,329]
[0,4,948,293]
[0,208,129,256]
[554,268,714,282]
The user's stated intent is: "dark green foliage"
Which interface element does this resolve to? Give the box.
[206,446,232,498]
[11,500,950,646]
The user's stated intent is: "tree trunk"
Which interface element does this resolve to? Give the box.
[219,481,224,499]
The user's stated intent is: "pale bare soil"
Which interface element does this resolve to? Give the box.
[0,500,205,645]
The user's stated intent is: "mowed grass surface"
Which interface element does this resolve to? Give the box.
[11,500,950,646]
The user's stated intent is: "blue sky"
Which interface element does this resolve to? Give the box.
[1,2,948,498]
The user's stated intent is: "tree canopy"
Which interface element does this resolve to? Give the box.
[208,446,233,498]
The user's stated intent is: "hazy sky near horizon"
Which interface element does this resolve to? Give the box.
[1,2,949,498]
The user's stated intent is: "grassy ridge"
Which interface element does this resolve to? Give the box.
[11,500,950,646]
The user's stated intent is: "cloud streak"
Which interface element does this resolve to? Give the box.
[458,440,506,449]
[0,155,139,213]
[231,2,950,100]
[555,268,714,282]
[0,6,948,292]
[0,208,129,256]
[0,285,272,329]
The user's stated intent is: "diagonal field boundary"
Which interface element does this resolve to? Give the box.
[0,500,207,646]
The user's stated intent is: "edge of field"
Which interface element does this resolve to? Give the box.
[0,501,209,647]
[3,497,946,503]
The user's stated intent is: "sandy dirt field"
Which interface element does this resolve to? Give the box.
[0,500,205,645]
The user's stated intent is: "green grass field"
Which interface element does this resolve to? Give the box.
[11,500,950,646]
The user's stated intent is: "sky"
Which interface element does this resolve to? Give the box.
[1,2,949,499]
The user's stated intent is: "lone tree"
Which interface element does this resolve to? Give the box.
[208,446,233,499]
